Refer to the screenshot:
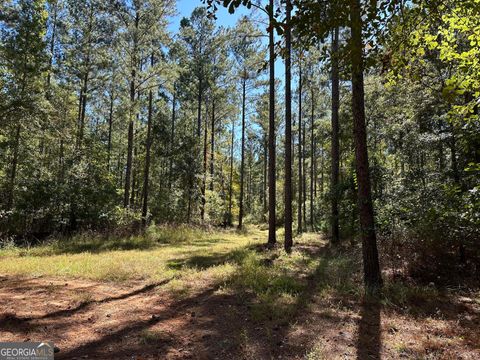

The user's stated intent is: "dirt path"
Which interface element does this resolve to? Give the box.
[1,247,479,359]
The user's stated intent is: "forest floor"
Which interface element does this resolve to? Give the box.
[0,226,479,359]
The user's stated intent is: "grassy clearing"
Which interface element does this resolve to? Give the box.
[0,225,447,319]
[0,225,263,282]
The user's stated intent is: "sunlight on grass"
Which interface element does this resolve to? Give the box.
[0,226,263,282]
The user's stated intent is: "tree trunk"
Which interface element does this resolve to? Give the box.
[331,27,340,244]
[210,98,215,191]
[197,77,202,138]
[107,91,114,169]
[201,101,209,223]
[284,0,293,251]
[228,117,235,225]
[302,122,307,226]
[238,74,247,229]
[130,141,137,207]
[310,88,315,230]
[268,0,276,246]
[124,11,139,209]
[46,2,57,94]
[263,135,268,217]
[142,86,153,228]
[6,124,21,210]
[169,85,176,189]
[298,65,303,233]
[350,0,383,291]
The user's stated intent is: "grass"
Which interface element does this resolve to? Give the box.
[0,225,262,282]
[0,225,446,321]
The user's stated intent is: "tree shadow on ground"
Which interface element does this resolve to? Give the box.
[356,300,381,360]
[14,234,230,256]
[2,238,479,359]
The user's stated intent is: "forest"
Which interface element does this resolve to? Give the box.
[0,0,479,359]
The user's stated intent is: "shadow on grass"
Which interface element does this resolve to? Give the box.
[4,236,478,360]
[166,247,253,270]
[13,233,233,256]
[357,300,381,360]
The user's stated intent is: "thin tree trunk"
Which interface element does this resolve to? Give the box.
[238,74,247,229]
[124,11,139,208]
[130,142,137,207]
[298,65,303,233]
[169,85,176,189]
[201,101,209,222]
[46,2,57,93]
[268,0,276,246]
[228,117,235,225]
[197,77,202,138]
[107,92,114,168]
[302,122,307,226]
[263,135,268,216]
[331,27,340,244]
[6,124,21,210]
[310,88,315,230]
[210,98,215,191]
[142,83,153,227]
[350,0,382,291]
[284,0,293,251]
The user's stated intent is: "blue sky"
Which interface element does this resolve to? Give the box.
[170,0,250,32]
[169,0,285,84]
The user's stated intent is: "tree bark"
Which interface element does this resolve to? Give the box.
[268,0,276,246]
[310,87,315,230]
[350,0,382,291]
[124,10,139,209]
[201,101,209,222]
[169,85,176,189]
[210,98,215,191]
[330,27,340,244]
[6,124,21,210]
[238,74,247,229]
[298,65,303,233]
[107,91,114,169]
[197,77,203,138]
[142,84,154,228]
[331,27,340,244]
[228,117,235,225]
[284,0,293,251]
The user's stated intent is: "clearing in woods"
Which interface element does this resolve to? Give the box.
[0,227,479,359]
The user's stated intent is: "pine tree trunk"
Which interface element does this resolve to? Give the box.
[263,136,268,217]
[331,27,341,244]
[6,124,21,210]
[228,117,235,226]
[201,101,209,223]
[268,0,276,246]
[298,66,303,233]
[107,92,114,169]
[238,74,247,229]
[302,122,307,226]
[142,87,153,227]
[197,77,202,138]
[210,98,215,192]
[284,0,293,251]
[310,88,315,230]
[169,85,176,189]
[350,0,382,291]
[130,142,137,207]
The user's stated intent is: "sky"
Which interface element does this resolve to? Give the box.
[170,0,250,31]
[169,0,286,84]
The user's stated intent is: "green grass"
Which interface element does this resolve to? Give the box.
[0,226,363,322]
[0,225,263,282]
[0,225,448,329]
